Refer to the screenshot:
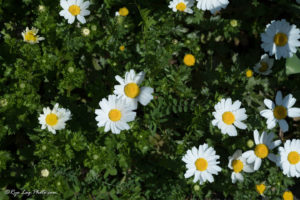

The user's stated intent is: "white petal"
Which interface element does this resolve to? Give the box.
[269,140,281,150]
[60,0,69,9]
[260,109,273,119]
[193,171,200,183]
[68,15,76,24]
[254,158,262,170]
[137,87,154,106]
[115,75,125,85]
[254,130,260,145]
[227,125,237,136]
[264,99,275,109]
[243,165,254,173]
[266,118,277,129]
[267,153,277,163]
[81,1,90,9]
[234,121,247,129]
[235,173,244,182]
[184,169,195,178]
[278,119,289,132]
[80,9,90,16]
[276,91,283,105]
[77,15,86,24]
[288,107,300,118]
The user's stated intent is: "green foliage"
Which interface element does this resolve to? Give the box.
[0,0,300,199]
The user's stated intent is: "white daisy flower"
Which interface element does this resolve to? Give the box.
[242,130,281,171]
[95,95,136,134]
[195,0,229,14]
[38,103,71,134]
[182,143,222,184]
[21,27,44,44]
[277,139,300,178]
[168,0,194,14]
[113,69,154,109]
[59,0,90,24]
[228,150,254,184]
[253,54,274,75]
[261,19,300,60]
[212,98,247,136]
[260,91,300,132]
[115,7,129,17]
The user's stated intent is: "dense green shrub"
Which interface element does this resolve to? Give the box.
[0,0,300,199]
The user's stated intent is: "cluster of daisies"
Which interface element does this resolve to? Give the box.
[21,0,131,44]
[168,1,300,78]
[38,70,154,134]
[94,69,154,134]
[183,91,300,189]
[251,19,300,76]
[169,0,229,14]
[22,0,128,44]
[23,0,300,196]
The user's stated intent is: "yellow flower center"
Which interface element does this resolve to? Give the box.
[288,151,300,165]
[256,184,266,195]
[254,144,269,158]
[283,191,294,200]
[195,158,208,171]
[246,69,253,78]
[274,33,288,47]
[183,54,195,66]
[108,109,122,122]
[176,2,187,12]
[119,45,125,51]
[119,7,129,16]
[68,5,81,16]
[124,83,140,98]
[45,113,58,126]
[24,31,37,42]
[222,111,235,125]
[273,106,287,120]
[259,62,269,72]
[232,159,244,173]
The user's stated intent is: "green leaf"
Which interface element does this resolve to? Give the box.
[286,50,300,75]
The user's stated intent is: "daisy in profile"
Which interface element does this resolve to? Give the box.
[228,150,254,183]
[183,54,196,66]
[182,143,222,185]
[38,103,71,134]
[245,69,253,78]
[261,19,300,60]
[212,98,247,136]
[95,95,136,134]
[282,191,294,200]
[256,183,266,196]
[242,130,281,170]
[22,27,44,44]
[195,0,229,14]
[260,91,300,132]
[277,139,300,178]
[59,0,90,24]
[253,54,274,75]
[169,0,194,14]
[113,69,154,109]
[115,7,129,16]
